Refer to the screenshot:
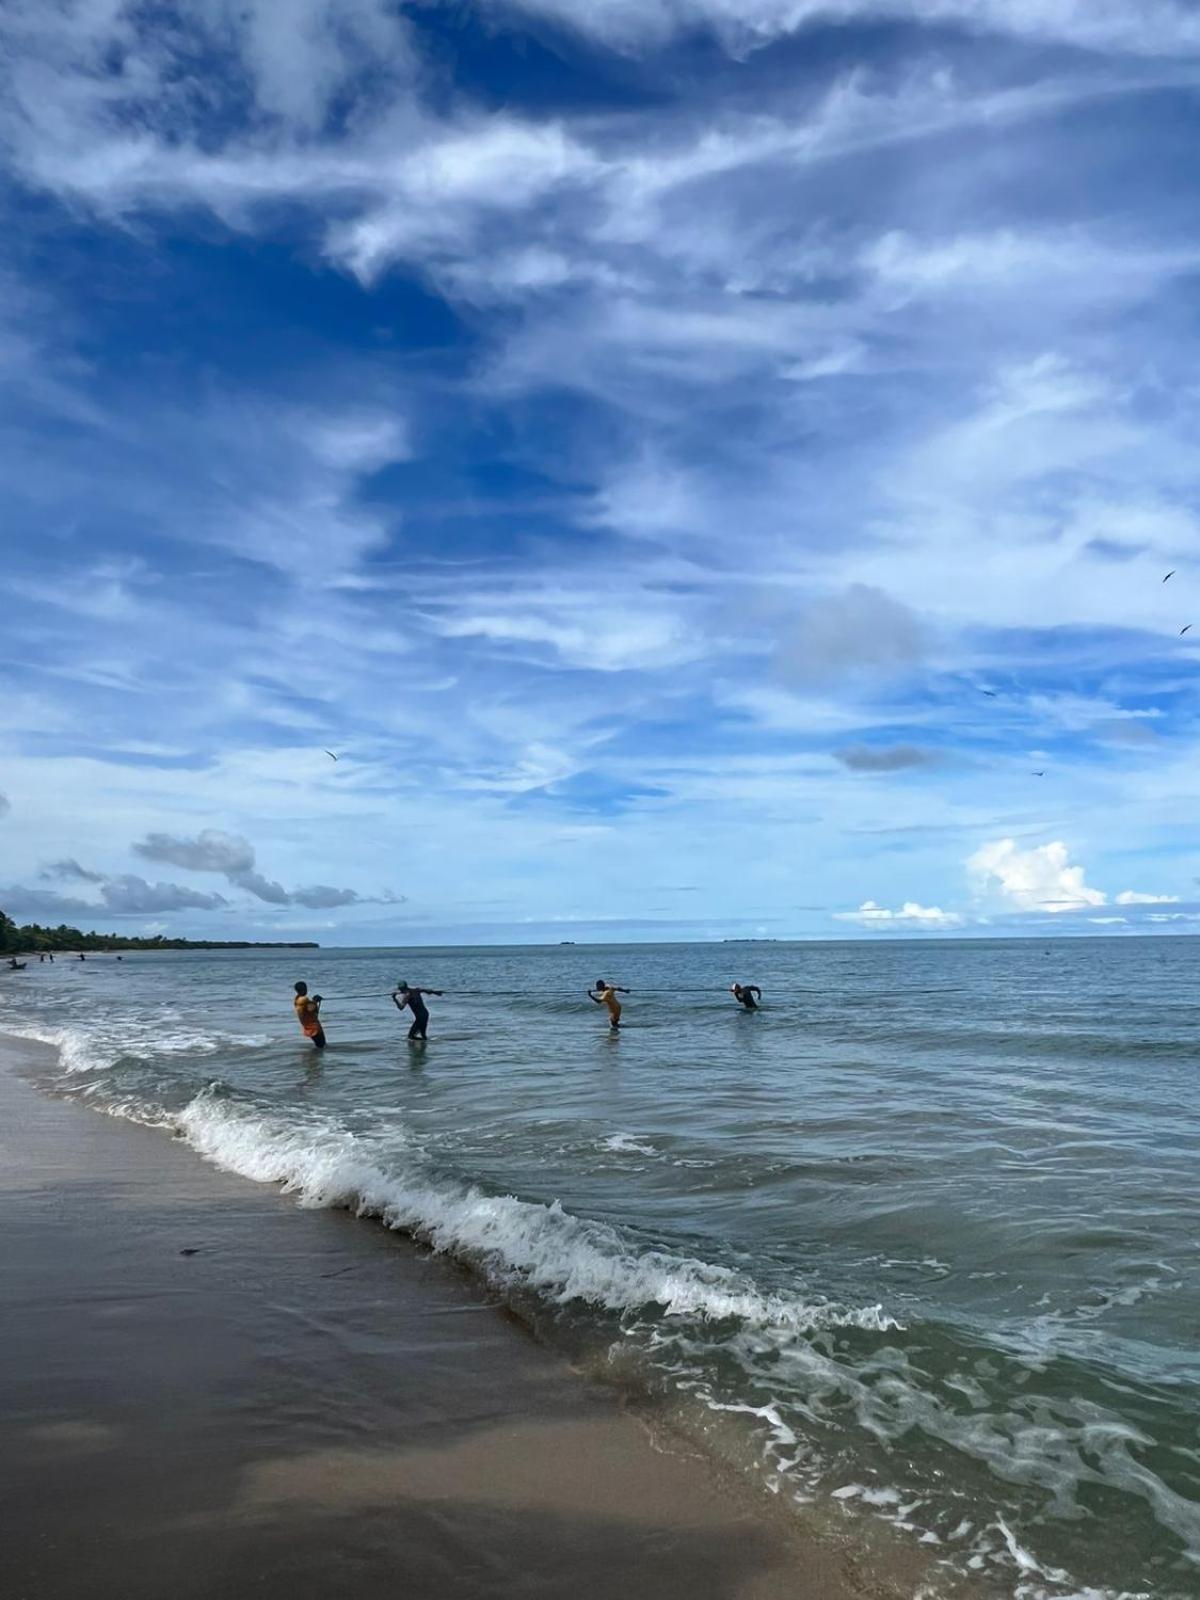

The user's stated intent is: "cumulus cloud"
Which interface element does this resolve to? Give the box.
[0,887,101,919]
[968,838,1106,912]
[834,899,963,926]
[290,884,365,909]
[135,830,256,876]
[1115,889,1180,905]
[96,876,228,914]
[131,829,397,908]
[229,868,291,905]
[1,876,227,918]
[835,743,939,772]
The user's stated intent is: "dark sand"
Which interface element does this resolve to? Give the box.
[0,1039,940,1600]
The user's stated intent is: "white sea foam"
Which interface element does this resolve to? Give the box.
[599,1132,656,1156]
[1,1019,113,1075]
[0,1017,269,1075]
[175,1089,900,1335]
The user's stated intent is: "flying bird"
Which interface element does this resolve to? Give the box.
[1031,770,1045,777]
[324,750,339,761]
[1163,570,1176,582]
[981,689,998,698]
[1181,625,1193,636]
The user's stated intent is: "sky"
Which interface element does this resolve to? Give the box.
[1,0,1199,946]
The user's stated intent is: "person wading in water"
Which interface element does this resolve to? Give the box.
[589,978,630,1030]
[392,980,443,1041]
[293,981,326,1049]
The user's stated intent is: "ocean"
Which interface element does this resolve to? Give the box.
[2,937,1197,1599]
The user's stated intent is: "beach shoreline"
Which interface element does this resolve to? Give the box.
[0,1032,953,1600]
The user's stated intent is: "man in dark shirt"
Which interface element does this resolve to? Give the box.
[731,983,762,1010]
[392,980,443,1041]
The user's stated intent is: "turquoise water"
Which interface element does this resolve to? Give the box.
[3,938,1198,1597]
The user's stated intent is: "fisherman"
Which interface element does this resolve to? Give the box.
[589,977,629,1030]
[392,979,443,1041]
[293,981,326,1049]
[731,983,762,1010]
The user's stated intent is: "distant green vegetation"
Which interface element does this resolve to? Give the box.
[0,910,317,953]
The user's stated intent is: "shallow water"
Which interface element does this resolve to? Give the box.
[2,938,1198,1598]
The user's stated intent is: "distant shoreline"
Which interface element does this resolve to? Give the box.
[7,940,319,955]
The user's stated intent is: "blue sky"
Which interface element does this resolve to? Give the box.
[2,0,1200,944]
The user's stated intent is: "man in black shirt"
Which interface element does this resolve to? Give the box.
[392,980,443,1041]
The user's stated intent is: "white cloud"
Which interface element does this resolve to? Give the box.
[326,119,600,285]
[300,412,409,472]
[2,0,414,151]
[1115,889,1180,905]
[1024,693,1163,736]
[4,3,1200,945]
[863,229,1200,302]
[485,0,1200,58]
[834,898,963,926]
[968,838,1106,912]
[432,597,698,672]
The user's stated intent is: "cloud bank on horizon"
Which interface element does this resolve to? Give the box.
[0,0,1198,942]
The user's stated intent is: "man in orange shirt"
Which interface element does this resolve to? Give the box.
[293,981,326,1049]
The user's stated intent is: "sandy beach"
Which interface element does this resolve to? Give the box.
[0,1036,938,1600]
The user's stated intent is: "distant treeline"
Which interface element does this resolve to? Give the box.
[0,911,318,953]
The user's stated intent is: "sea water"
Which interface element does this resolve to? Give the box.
[1,937,1197,1598]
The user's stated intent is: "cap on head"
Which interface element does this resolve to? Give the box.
[594,977,606,989]
[396,979,409,991]
[294,981,308,995]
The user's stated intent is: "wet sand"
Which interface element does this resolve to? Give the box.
[0,1037,934,1600]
